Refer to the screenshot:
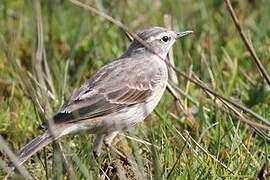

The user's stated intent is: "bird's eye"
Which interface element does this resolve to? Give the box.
[161,36,170,43]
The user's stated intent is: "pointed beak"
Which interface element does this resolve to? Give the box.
[176,30,193,38]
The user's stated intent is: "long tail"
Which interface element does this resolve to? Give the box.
[15,131,61,167]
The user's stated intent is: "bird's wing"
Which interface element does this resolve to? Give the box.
[53,58,164,123]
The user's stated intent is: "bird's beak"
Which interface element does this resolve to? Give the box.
[176,31,193,38]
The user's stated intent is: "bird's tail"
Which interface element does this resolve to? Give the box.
[15,130,61,167]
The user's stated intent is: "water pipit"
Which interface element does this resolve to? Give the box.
[13,26,192,167]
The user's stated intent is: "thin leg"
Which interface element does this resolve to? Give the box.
[93,134,104,159]
[103,131,118,145]
[103,131,131,165]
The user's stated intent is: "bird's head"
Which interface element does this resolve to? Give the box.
[124,26,193,59]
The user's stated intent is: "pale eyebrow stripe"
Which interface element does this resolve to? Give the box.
[147,32,168,42]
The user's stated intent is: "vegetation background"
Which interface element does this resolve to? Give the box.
[0,0,269,179]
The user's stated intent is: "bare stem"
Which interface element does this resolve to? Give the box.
[224,0,270,86]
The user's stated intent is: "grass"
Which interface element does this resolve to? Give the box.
[0,0,270,179]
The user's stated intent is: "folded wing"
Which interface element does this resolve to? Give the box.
[53,58,162,123]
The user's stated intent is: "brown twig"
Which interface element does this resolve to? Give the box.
[190,74,270,127]
[224,0,270,86]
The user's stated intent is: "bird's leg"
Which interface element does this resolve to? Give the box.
[103,131,130,165]
[103,131,119,155]
[93,134,104,159]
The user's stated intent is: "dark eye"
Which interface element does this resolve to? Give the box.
[161,36,169,42]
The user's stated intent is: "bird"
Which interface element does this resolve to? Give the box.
[13,26,193,167]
